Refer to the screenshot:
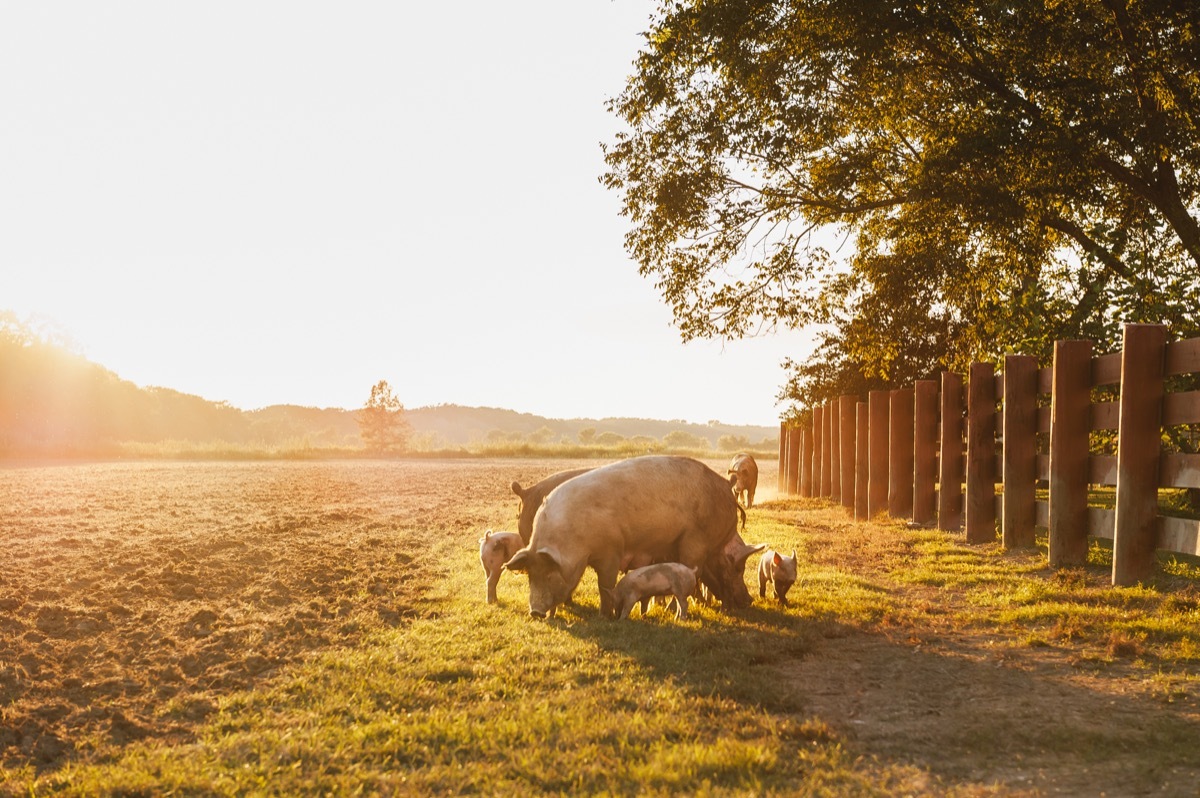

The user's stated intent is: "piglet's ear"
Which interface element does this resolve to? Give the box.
[510,481,526,498]
[504,548,532,572]
[773,552,783,566]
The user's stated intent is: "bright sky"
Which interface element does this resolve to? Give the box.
[2,2,814,428]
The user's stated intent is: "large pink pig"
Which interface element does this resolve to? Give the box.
[504,455,760,618]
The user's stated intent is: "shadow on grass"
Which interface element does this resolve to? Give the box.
[550,577,1200,795]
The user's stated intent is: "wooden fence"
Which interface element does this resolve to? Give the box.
[777,324,1200,586]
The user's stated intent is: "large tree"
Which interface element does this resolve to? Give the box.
[603,0,1200,407]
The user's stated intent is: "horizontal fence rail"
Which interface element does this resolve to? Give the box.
[778,323,1200,587]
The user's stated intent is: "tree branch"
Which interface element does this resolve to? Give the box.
[1040,214,1134,283]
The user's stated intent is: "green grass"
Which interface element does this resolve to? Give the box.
[18,500,929,796]
[34,581,900,795]
[11,489,1199,796]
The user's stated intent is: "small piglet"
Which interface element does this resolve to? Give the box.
[758,549,798,606]
[478,529,523,604]
[608,563,699,620]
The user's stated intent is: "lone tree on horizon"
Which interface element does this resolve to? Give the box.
[358,380,412,454]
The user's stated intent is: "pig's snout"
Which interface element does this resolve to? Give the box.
[529,609,547,619]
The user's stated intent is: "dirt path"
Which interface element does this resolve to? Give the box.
[782,630,1198,795]
[766,500,1200,797]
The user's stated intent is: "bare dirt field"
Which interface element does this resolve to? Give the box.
[0,458,567,775]
[2,458,1198,795]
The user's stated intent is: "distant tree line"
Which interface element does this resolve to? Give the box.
[482,425,770,453]
[0,313,357,455]
[0,314,779,458]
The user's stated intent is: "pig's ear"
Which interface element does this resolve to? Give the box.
[504,548,532,572]
[773,551,783,566]
[733,542,766,570]
[534,550,561,574]
[790,549,797,561]
[510,481,526,498]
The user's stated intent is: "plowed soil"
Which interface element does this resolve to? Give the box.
[0,458,582,774]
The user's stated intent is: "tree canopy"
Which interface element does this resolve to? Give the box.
[603,0,1200,411]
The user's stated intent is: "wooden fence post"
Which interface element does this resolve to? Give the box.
[913,380,939,524]
[856,401,869,520]
[821,401,834,497]
[1002,355,1038,548]
[868,390,890,517]
[966,362,997,543]
[1113,324,1167,586]
[840,396,857,511]
[939,372,964,530]
[787,425,802,496]
[799,428,811,497]
[889,388,915,519]
[777,426,786,495]
[830,399,841,504]
[1048,340,1092,566]
[812,406,824,499]
[778,421,787,495]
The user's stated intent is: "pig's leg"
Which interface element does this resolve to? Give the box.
[485,566,501,604]
[594,554,620,619]
[673,590,688,619]
[676,535,711,572]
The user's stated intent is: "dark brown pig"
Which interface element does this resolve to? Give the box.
[728,453,759,508]
[478,529,523,604]
[503,455,756,618]
[605,563,699,620]
[510,467,592,543]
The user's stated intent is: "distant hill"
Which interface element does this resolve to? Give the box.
[406,405,740,446]
[0,314,778,456]
[247,403,777,449]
